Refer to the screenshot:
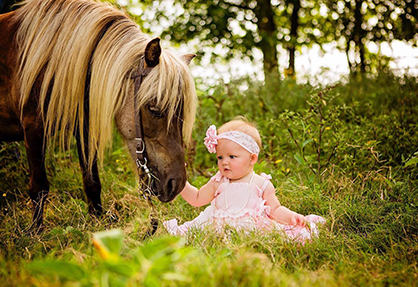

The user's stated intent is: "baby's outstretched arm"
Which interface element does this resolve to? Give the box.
[273,206,306,226]
[263,182,306,226]
[180,180,217,207]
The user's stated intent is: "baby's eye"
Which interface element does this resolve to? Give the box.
[217,156,223,160]
[230,155,236,159]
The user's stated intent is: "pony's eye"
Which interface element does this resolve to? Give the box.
[148,105,164,118]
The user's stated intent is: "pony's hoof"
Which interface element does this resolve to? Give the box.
[89,205,103,218]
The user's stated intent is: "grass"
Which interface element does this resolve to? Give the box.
[0,72,417,286]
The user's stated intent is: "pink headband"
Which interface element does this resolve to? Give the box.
[204,125,260,155]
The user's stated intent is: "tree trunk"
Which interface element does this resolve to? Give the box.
[254,0,279,86]
[353,0,366,73]
[345,42,355,74]
[346,0,366,75]
[287,0,300,77]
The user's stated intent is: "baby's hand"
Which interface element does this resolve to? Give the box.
[290,213,306,226]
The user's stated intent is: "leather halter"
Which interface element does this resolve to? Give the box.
[131,56,153,192]
[131,55,159,238]
[131,56,152,174]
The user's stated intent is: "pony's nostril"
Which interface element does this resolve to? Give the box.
[159,177,184,202]
[167,178,175,193]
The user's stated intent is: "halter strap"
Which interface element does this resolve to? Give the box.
[131,55,158,238]
[132,55,152,167]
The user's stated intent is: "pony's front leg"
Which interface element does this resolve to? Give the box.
[76,138,103,217]
[24,127,50,232]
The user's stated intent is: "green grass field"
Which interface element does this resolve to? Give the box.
[1,73,417,286]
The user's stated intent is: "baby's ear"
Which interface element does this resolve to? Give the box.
[250,154,258,165]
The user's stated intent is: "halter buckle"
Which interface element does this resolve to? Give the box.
[135,138,145,154]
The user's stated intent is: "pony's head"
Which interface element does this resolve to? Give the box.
[115,39,197,202]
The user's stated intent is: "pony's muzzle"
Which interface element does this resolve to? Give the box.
[157,176,185,202]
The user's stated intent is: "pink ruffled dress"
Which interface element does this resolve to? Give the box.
[164,172,326,242]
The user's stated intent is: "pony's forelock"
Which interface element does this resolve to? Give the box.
[137,49,197,145]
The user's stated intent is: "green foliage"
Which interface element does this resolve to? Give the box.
[130,0,417,77]
[0,72,417,286]
[325,0,417,73]
[25,233,195,286]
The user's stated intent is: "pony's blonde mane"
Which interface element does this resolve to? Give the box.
[14,0,196,171]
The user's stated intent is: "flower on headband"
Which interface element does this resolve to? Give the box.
[204,125,218,153]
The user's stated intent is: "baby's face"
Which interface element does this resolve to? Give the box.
[216,139,255,181]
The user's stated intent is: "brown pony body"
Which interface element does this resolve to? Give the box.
[0,0,197,230]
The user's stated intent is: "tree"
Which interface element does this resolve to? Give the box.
[146,0,326,84]
[116,0,417,80]
[286,0,301,77]
[324,0,418,74]
[155,0,279,82]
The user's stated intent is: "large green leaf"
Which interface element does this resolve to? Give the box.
[26,260,87,281]
[93,229,124,260]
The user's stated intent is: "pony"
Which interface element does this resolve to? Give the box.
[0,0,197,231]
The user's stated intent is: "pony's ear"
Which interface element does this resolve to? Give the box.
[181,54,196,65]
[145,38,161,67]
